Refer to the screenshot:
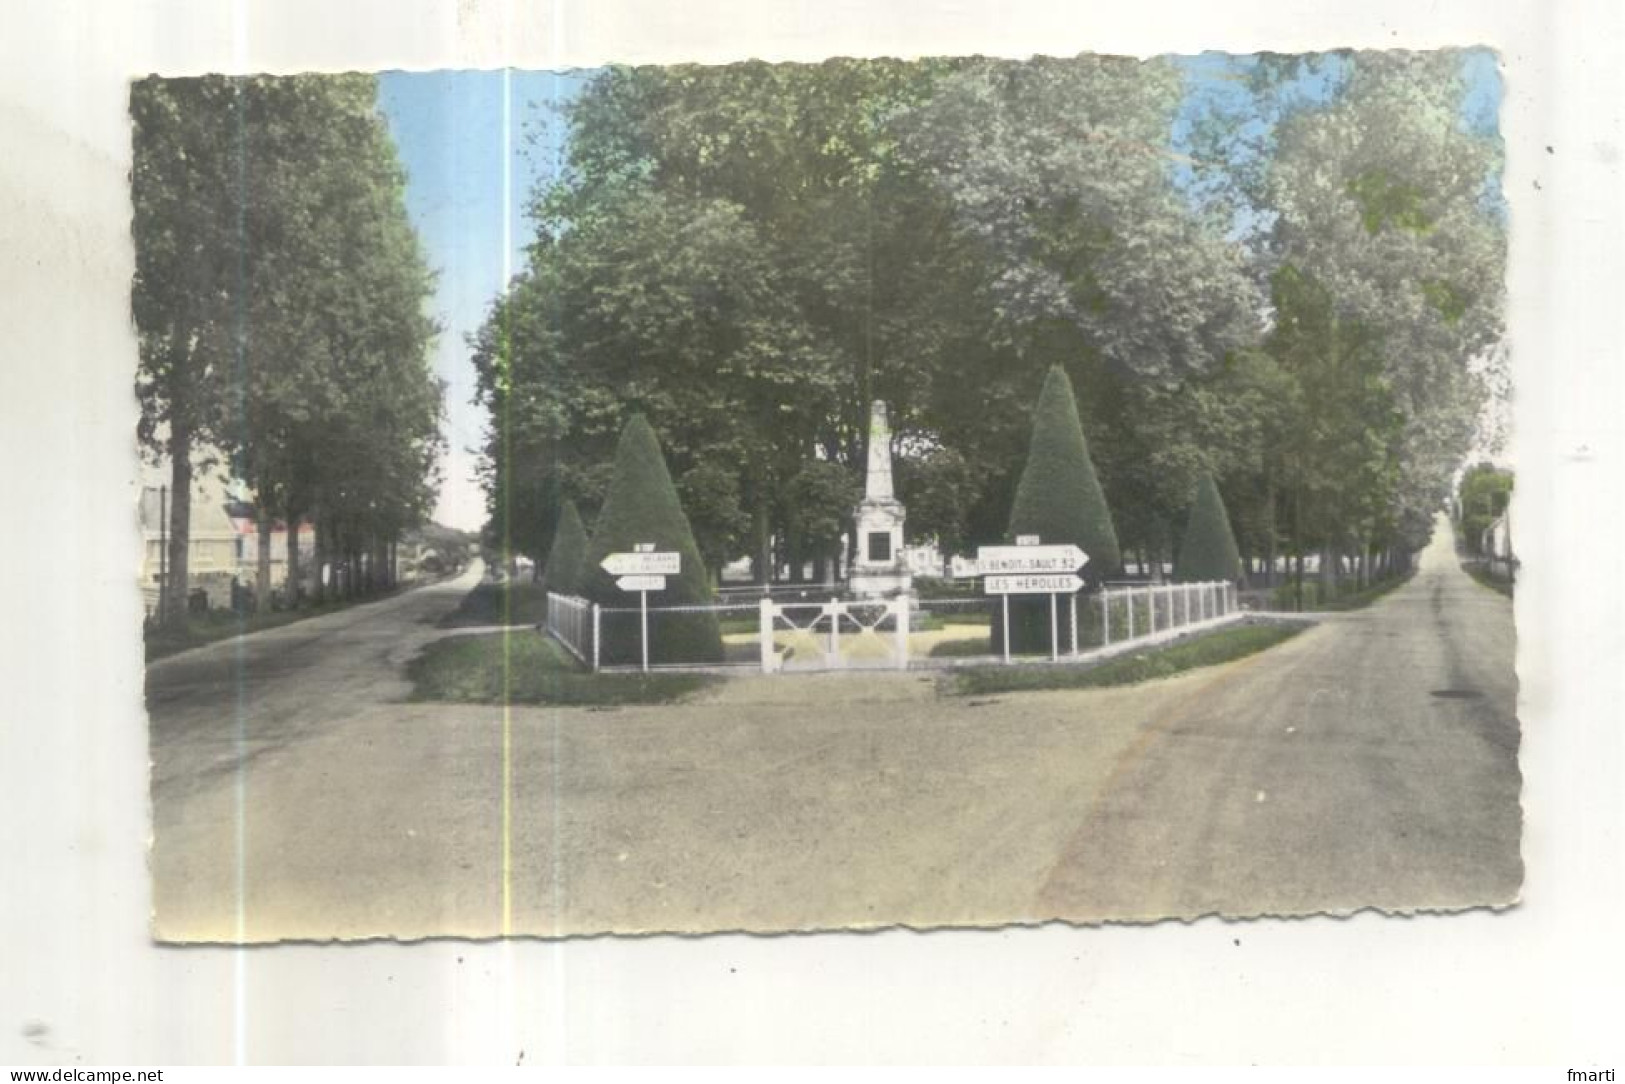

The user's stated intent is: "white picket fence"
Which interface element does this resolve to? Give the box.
[546,580,1242,675]
[545,592,597,668]
[1099,580,1240,649]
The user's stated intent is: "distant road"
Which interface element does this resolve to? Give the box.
[147,521,1519,941]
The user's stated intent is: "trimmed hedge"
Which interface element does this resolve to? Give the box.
[543,498,590,595]
[580,415,723,665]
[1174,473,1242,583]
[997,365,1121,655]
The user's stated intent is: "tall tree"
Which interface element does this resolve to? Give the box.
[133,74,442,615]
[1260,52,1506,567]
[132,77,241,621]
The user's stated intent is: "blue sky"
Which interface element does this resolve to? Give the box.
[378,69,592,529]
[379,50,1501,531]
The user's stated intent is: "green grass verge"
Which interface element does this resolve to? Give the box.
[144,595,396,662]
[437,580,550,628]
[941,621,1306,697]
[407,630,720,706]
[1317,571,1415,611]
[929,635,993,658]
[1462,563,1514,598]
[1270,570,1414,613]
[717,614,759,636]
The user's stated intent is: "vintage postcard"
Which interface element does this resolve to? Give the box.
[136,49,1519,942]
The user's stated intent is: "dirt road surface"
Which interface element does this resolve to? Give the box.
[148,519,1519,941]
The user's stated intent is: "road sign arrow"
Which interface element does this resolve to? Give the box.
[615,575,667,592]
[600,550,681,576]
[975,544,1088,575]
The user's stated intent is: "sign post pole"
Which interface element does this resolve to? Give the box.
[600,545,681,672]
[1002,595,1010,664]
[640,589,649,672]
[1049,592,1059,662]
[977,539,1088,665]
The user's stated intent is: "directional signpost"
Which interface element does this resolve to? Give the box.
[977,539,1088,663]
[601,545,681,671]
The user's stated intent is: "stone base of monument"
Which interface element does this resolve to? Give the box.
[847,566,914,600]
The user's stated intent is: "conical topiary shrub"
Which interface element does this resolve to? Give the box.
[543,498,589,596]
[581,415,723,665]
[1174,473,1242,583]
[996,365,1122,655]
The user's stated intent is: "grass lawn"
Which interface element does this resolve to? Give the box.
[437,579,550,628]
[407,630,720,706]
[940,620,1306,697]
[1462,563,1514,598]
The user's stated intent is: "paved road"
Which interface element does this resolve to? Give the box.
[148,519,1519,941]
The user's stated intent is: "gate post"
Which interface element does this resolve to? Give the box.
[759,597,775,673]
[893,597,910,670]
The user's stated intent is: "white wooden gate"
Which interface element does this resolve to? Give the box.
[757,597,910,672]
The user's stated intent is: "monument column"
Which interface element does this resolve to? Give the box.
[848,401,912,599]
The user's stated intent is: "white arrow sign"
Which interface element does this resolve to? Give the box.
[600,550,681,576]
[984,573,1085,595]
[616,574,667,592]
[976,544,1088,575]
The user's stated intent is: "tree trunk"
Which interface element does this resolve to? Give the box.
[164,419,193,625]
[1263,474,1278,589]
[311,518,326,605]
[285,509,303,609]
[255,512,273,612]
[751,500,771,586]
[1291,484,1305,611]
[785,522,805,584]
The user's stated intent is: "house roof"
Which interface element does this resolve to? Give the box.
[139,482,239,541]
